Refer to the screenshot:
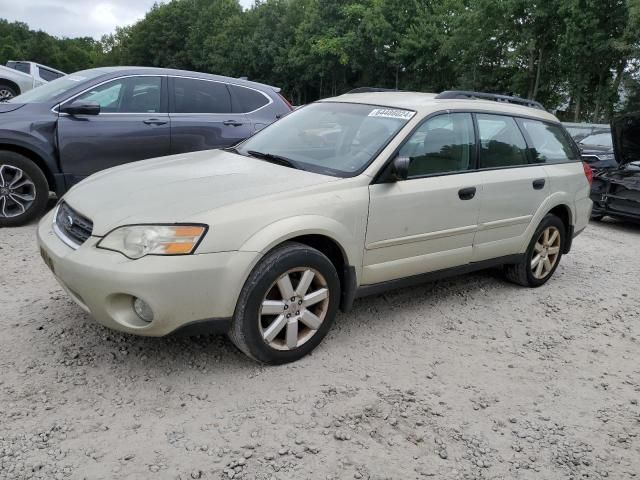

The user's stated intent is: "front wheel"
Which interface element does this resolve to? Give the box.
[504,214,565,287]
[0,151,49,227]
[229,242,341,364]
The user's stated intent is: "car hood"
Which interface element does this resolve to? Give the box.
[578,143,612,155]
[64,149,339,235]
[612,112,640,165]
[0,103,25,113]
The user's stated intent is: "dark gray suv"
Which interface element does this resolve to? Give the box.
[0,67,292,226]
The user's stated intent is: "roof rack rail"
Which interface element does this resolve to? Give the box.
[347,87,401,94]
[435,90,545,110]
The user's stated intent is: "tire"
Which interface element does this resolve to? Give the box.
[0,83,18,101]
[504,214,566,288]
[228,242,341,364]
[0,151,49,227]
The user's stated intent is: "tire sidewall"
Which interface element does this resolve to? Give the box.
[0,152,49,227]
[233,244,340,364]
[524,215,565,287]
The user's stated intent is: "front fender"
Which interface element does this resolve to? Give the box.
[239,215,364,280]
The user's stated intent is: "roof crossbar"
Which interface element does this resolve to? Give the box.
[435,90,545,110]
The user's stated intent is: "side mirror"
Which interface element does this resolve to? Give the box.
[388,155,411,182]
[60,101,100,116]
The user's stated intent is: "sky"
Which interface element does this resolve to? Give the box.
[0,0,254,39]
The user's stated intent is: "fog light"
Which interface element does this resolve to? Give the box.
[132,297,154,323]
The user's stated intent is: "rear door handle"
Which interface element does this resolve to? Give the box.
[143,118,168,126]
[532,178,546,190]
[458,187,477,200]
[223,120,244,127]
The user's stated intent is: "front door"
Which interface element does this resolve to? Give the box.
[169,76,252,154]
[57,75,170,184]
[363,112,482,285]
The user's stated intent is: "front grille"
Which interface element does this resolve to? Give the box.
[54,202,93,247]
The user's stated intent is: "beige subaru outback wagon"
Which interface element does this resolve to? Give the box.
[38,90,593,364]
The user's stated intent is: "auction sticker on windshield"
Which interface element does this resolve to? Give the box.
[368,108,415,120]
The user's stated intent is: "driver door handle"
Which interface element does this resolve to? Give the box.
[458,187,477,200]
[143,118,168,126]
[223,120,244,127]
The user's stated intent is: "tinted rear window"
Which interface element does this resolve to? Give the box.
[173,78,232,114]
[230,85,270,113]
[477,114,529,168]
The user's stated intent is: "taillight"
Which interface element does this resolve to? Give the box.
[278,93,294,111]
[582,162,593,186]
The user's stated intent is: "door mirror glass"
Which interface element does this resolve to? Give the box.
[60,101,100,116]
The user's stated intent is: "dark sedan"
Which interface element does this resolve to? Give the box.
[0,67,292,226]
[576,130,617,170]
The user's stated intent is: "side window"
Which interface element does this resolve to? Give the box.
[518,119,579,163]
[399,113,475,177]
[38,67,61,82]
[230,85,269,113]
[477,114,528,168]
[10,62,30,74]
[74,76,162,113]
[173,78,232,114]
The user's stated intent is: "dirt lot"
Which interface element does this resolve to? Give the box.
[1,218,639,480]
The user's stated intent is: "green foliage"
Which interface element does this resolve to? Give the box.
[1,0,639,120]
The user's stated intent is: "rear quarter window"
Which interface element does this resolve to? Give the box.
[517,119,580,163]
[230,85,270,113]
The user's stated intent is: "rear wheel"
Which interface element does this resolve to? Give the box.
[0,151,49,227]
[505,214,565,287]
[229,242,340,364]
[0,84,18,101]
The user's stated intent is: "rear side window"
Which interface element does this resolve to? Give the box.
[477,114,528,168]
[8,62,30,74]
[38,67,62,82]
[518,119,579,163]
[230,85,270,113]
[400,113,476,177]
[173,78,231,114]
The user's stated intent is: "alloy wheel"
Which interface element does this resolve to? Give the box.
[259,268,330,351]
[0,88,14,102]
[0,164,37,218]
[531,226,561,279]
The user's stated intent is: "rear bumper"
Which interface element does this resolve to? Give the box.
[37,209,259,336]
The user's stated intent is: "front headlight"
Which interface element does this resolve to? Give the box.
[97,224,207,259]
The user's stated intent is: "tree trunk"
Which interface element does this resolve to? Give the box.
[532,48,543,100]
[574,90,582,122]
[395,66,399,90]
[527,46,536,99]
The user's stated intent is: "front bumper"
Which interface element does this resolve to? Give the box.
[37,209,260,336]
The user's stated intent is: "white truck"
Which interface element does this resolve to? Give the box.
[0,61,65,101]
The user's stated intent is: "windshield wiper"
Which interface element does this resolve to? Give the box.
[246,150,300,170]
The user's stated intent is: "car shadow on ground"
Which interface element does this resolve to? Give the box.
[50,267,508,375]
[592,216,640,233]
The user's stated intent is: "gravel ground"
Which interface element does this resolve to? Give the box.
[1,217,639,480]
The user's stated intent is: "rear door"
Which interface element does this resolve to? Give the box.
[168,76,252,153]
[57,75,170,182]
[472,113,549,261]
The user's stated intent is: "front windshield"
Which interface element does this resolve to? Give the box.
[8,70,105,104]
[237,102,415,177]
